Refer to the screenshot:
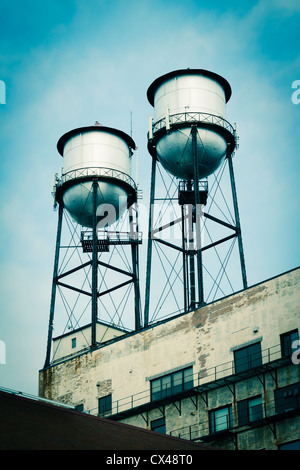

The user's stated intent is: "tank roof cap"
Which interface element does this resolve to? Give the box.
[57,125,136,156]
[147,68,232,106]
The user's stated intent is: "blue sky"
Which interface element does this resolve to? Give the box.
[0,0,299,395]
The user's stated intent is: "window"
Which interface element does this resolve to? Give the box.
[274,383,300,414]
[98,394,112,417]
[280,330,299,359]
[234,342,262,373]
[71,337,76,348]
[237,396,263,426]
[279,439,300,450]
[209,405,233,434]
[75,403,84,412]
[151,417,166,434]
[150,367,193,402]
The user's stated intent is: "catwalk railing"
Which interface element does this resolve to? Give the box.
[58,166,137,190]
[93,342,296,419]
[169,394,300,442]
[151,112,236,137]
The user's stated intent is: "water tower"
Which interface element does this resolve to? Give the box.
[144,69,247,326]
[44,124,142,367]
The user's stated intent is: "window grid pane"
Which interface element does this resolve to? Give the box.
[234,343,262,373]
[281,330,299,358]
[98,394,112,416]
[183,368,194,390]
[275,383,300,413]
[151,417,166,434]
[248,397,263,422]
[151,378,162,401]
[210,406,232,434]
[161,375,172,398]
[151,367,193,401]
[173,371,183,395]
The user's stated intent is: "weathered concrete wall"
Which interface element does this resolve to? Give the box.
[52,322,126,362]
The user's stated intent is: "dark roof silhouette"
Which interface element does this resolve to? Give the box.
[0,390,216,450]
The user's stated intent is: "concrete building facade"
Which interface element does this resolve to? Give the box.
[39,267,300,450]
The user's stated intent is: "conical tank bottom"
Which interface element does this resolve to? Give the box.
[62,181,129,228]
[156,127,227,180]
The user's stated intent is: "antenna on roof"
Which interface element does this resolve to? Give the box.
[130,98,133,137]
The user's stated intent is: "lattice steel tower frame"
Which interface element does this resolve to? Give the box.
[144,69,247,326]
[44,125,142,368]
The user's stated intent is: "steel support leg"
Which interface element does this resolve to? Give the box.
[91,180,98,347]
[129,206,142,330]
[227,152,248,289]
[44,203,63,368]
[187,203,196,309]
[181,205,189,311]
[144,155,157,327]
[191,126,204,307]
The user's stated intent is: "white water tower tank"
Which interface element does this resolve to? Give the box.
[55,125,137,228]
[147,69,236,180]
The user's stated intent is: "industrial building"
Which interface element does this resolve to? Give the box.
[39,266,300,450]
[38,69,300,450]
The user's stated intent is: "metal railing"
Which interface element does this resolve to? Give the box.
[151,112,237,140]
[178,180,208,193]
[56,166,137,190]
[169,394,300,442]
[94,342,290,418]
[81,229,143,245]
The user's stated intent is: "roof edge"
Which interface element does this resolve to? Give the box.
[57,125,136,156]
[147,68,232,106]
